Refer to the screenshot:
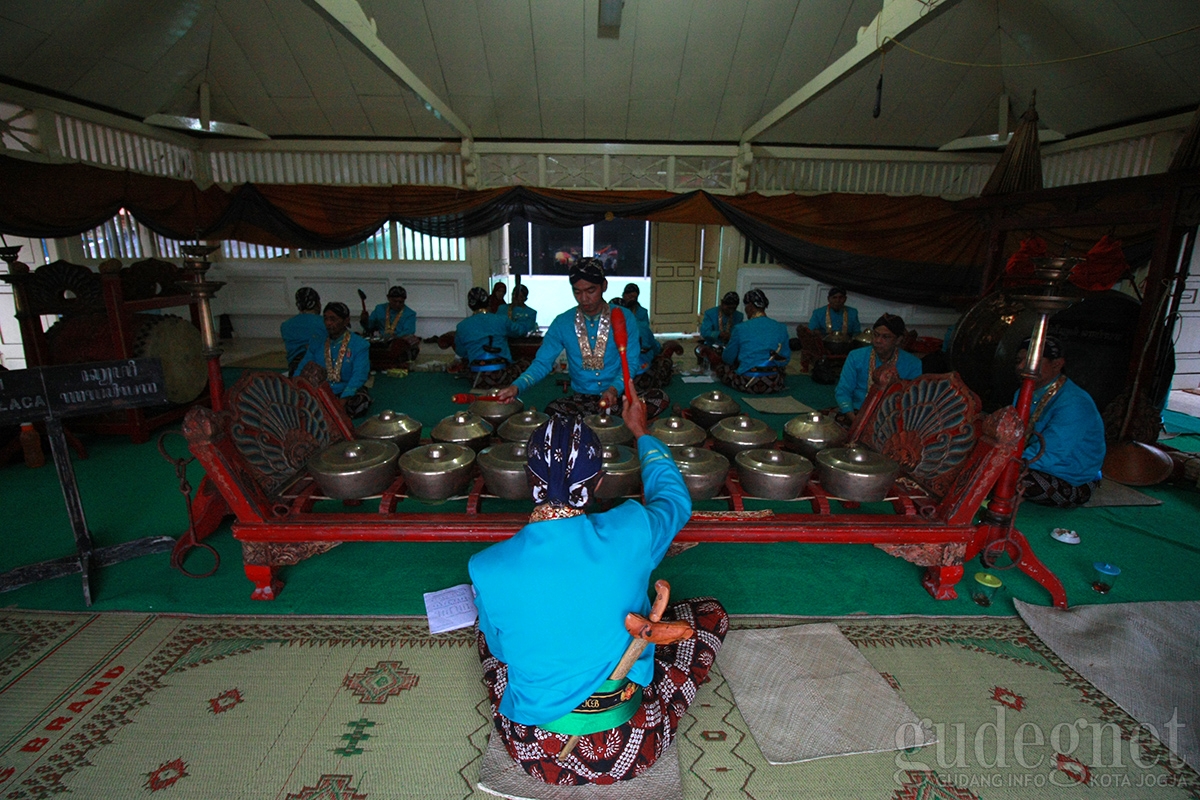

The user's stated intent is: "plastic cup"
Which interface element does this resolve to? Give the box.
[1092,562,1120,594]
[971,572,1003,607]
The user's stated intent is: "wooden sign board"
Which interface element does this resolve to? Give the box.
[0,359,168,425]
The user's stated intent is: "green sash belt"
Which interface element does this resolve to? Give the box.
[540,679,643,736]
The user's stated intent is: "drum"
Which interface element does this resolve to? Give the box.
[47,311,207,404]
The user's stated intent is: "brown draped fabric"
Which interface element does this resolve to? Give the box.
[0,153,992,306]
[981,93,1044,197]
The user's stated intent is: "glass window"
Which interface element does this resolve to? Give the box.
[510,220,650,278]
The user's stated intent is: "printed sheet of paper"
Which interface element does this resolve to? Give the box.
[681,375,716,383]
[424,583,478,634]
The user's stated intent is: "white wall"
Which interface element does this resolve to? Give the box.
[208,260,474,340]
[1168,243,1200,390]
[735,265,959,338]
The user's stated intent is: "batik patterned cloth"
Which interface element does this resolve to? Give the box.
[544,391,670,420]
[1020,468,1099,509]
[478,598,728,785]
[713,362,787,394]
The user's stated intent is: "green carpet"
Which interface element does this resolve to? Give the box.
[1,610,1195,799]
[2,368,1200,617]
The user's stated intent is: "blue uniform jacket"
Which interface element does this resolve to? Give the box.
[280,313,327,367]
[455,311,523,363]
[808,305,861,335]
[469,436,690,725]
[722,315,791,375]
[1019,378,1106,486]
[506,304,539,336]
[700,306,743,345]
[299,332,371,398]
[513,304,642,397]
[835,346,922,412]
[365,303,416,338]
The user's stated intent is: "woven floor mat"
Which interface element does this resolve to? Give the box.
[718,622,935,764]
[1016,599,1200,772]
[477,733,682,800]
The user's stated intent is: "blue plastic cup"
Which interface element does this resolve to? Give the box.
[1091,562,1120,594]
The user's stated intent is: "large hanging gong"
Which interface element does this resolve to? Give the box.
[950,289,1167,418]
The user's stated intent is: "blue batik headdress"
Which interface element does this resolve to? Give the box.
[526,415,603,509]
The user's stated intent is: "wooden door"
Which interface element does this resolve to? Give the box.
[649,223,702,333]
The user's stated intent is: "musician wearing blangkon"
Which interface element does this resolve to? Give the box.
[469,395,727,785]
[299,302,372,418]
[492,258,669,419]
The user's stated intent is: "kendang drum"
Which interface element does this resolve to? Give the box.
[47,311,207,404]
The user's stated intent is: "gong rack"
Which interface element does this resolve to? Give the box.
[176,363,1067,607]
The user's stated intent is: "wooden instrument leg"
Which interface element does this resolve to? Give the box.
[245,563,283,601]
[922,564,964,600]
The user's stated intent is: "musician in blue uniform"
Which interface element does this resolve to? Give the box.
[469,396,727,785]
[494,258,669,418]
[280,287,327,376]
[361,285,420,365]
[698,289,790,394]
[699,292,743,346]
[835,313,922,423]
[505,284,539,336]
[1014,335,1105,508]
[808,287,861,336]
[299,302,372,417]
[454,287,529,388]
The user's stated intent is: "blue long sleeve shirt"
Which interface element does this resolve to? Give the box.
[627,302,660,364]
[808,305,861,335]
[513,304,642,397]
[280,312,327,367]
[506,304,539,336]
[469,436,691,725]
[454,311,523,363]
[1018,377,1106,486]
[835,346,923,412]
[364,303,416,338]
[700,306,743,345]
[722,315,791,375]
[299,332,371,398]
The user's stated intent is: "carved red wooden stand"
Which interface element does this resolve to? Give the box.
[176,364,1067,607]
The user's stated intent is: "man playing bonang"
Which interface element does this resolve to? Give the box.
[493,257,669,418]
[469,391,728,785]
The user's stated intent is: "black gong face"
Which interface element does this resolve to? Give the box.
[950,290,1150,416]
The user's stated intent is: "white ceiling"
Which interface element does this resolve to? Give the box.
[1,0,1198,149]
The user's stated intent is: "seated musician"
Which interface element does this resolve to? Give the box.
[454,287,529,389]
[697,289,790,394]
[299,302,372,417]
[699,291,743,346]
[834,313,922,424]
[620,283,683,392]
[808,286,861,337]
[505,284,539,336]
[280,287,326,376]
[488,282,508,314]
[361,285,421,364]
[469,395,728,786]
[493,258,670,419]
[1014,335,1105,508]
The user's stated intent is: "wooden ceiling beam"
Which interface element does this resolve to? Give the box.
[741,0,960,144]
[300,0,472,141]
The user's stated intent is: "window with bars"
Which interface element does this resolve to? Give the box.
[76,216,466,262]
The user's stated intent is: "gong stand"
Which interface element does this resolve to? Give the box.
[175,364,1068,608]
[178,244,226,412]
[968,258,1082,590]
[0,358,175,605]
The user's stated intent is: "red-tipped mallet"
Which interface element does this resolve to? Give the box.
[608,306,638,404]
[451,393,501,405]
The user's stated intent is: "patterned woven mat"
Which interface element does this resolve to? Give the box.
[0,611,1196,799]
